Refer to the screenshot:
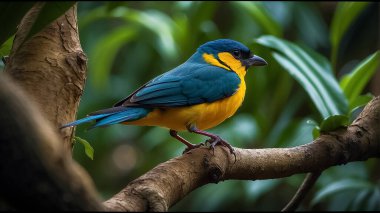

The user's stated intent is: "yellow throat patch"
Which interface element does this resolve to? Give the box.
[202,52,246,78]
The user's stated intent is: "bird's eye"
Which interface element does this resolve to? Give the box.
[232,50,241,58]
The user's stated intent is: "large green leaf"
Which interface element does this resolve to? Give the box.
[90,26,137,88]
[256,35,348,119]
[112,7,178,61]
[330,2,369,68]
[0,2,35,45]
[312,179,373,205]
[349,189,372,210]
[232,1,282,37]
[340,51,380,110]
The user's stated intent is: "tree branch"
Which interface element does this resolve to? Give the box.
[0,3,100,211]
[104,97,380,211]
[0,74,103,211]
[281,171,322,211]
[4,2,86,151]
[2,3,380,211]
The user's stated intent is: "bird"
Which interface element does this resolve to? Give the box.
[61,39,267,155]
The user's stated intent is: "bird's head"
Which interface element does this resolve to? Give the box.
[196,39,267,75]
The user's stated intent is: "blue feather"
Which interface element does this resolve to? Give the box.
[128,62,241,107]
[61,107,151,129]
[61,114,110,128]
[90,108,151,128]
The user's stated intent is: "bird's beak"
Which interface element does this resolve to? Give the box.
[244,55,268,67]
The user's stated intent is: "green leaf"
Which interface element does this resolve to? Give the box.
[233,2,282,37]
[0,35,14,57]
[112,7,178,60]
[330,2,369,68]
[256,35,348,119]
[74,136,94,160]
[306,119,318,126]
[21,2,76,46]
[90,26,137,89]
[292,2,329,49]
[312,127,320,139]
[306,119,320,139]
[78,6,108,30]
[0,2,35,45]
[340,51,380,110]
[367,187,380,210]
[319,115,349,132]
[349,189,372,210]
[349,94,373,114]
[312,179,372,205]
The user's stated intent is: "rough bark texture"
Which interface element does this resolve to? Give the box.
[0,3,102,211]
[1,2,380,212]
[4,2,86,151]
[104,97,380,211]
[0,74,103,211]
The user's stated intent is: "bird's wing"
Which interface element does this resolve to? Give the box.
[114,64,241,108]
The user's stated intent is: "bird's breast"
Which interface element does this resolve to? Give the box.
[127,79,246,131]
[189,80,246,130]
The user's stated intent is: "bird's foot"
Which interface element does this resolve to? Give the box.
[182,142,205,154]
[205,136,236,161]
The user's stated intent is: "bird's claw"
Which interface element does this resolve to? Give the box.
[181,137,237,163]
[206,137,237,162]
[182,142,205,154]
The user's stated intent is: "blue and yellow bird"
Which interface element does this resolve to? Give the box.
[62,39,267,154]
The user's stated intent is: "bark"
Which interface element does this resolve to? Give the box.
[0,74,103,211]
[1,2,380,212]
[4,2,86,152]
[104,97,380,211]
[0,3,102,211]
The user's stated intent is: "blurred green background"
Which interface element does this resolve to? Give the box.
[2,1,379,211]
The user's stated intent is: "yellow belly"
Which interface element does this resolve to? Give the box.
[124,80,246,131]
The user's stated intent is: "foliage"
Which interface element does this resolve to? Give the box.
[0,2,75,56]
[1,1,379,211]
[74,136,94,160]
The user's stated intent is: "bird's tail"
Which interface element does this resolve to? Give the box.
[61,106,152,129]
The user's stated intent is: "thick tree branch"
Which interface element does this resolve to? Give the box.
[2,3,380,211]
[4,2,86,151]
[0,74,103,210]
[0,3,100,211]
[104,97,380,211]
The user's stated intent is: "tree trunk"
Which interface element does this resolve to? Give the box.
[4,2,87,152]
[1,2,379,212]
[0,3,103,211]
